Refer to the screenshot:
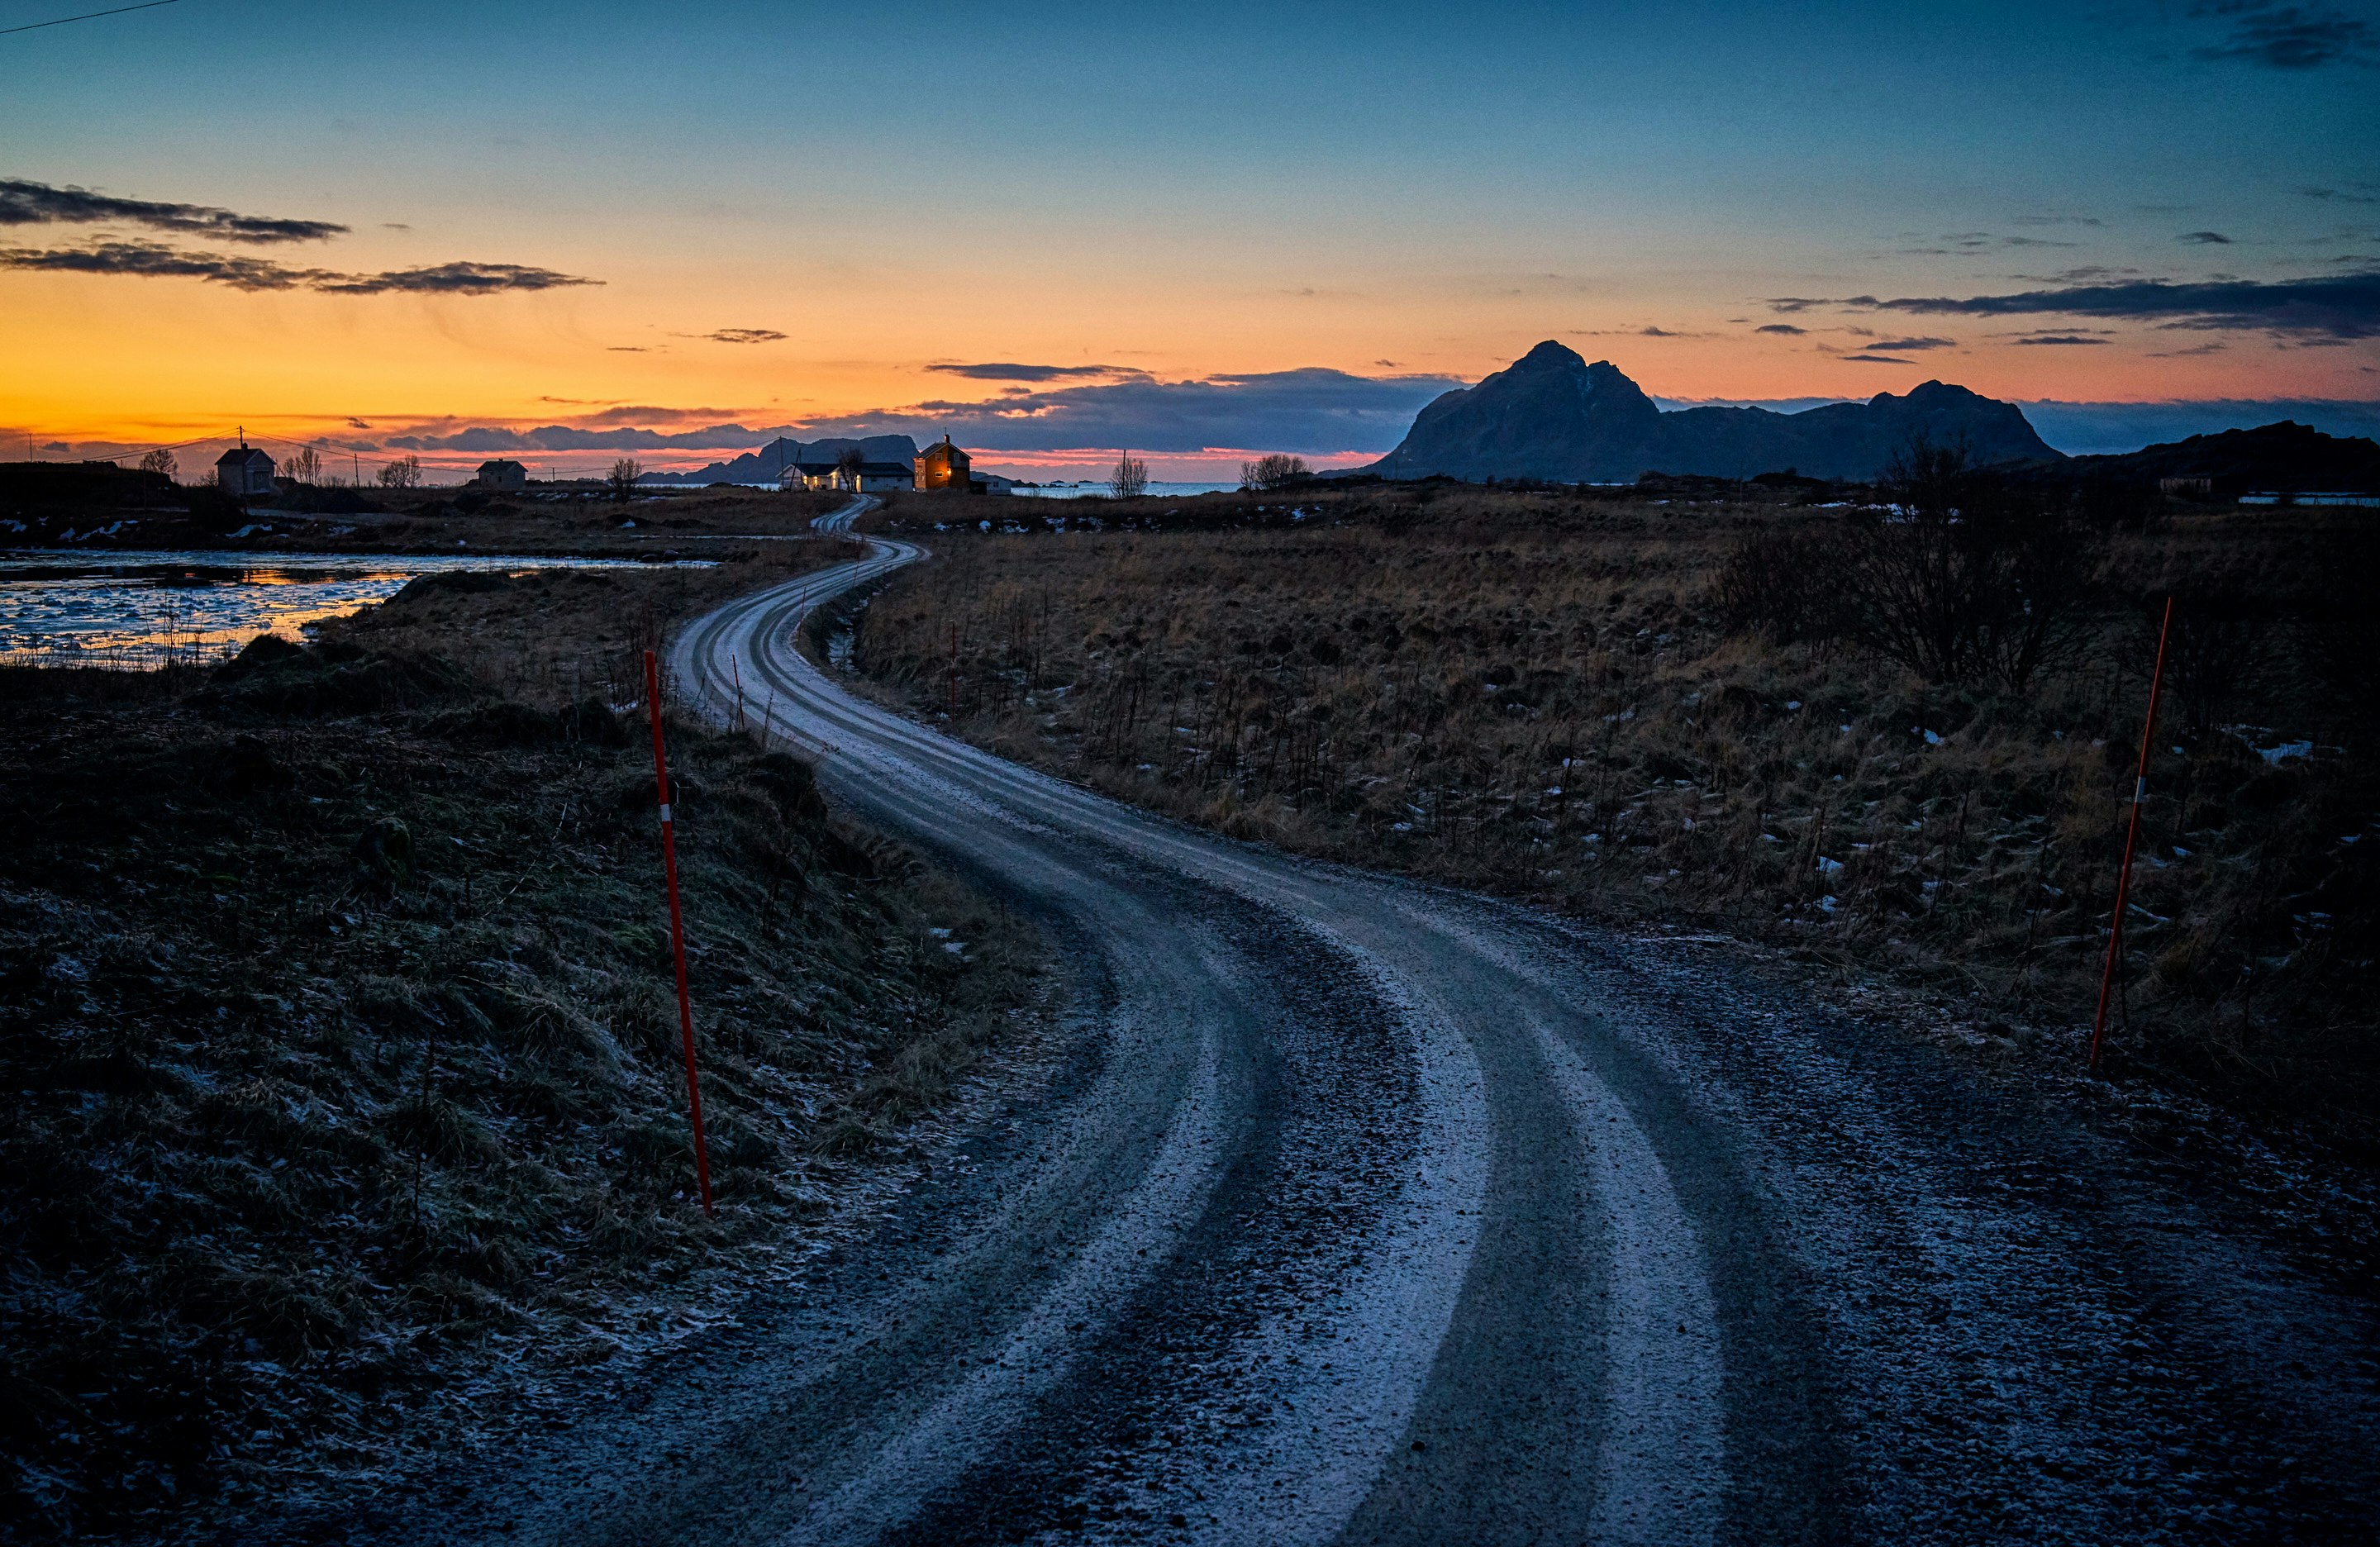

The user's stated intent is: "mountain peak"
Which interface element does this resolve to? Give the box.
[1515,339,1587,369]
[1369,344,2059,482]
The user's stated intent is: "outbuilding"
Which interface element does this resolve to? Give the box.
[475,459,528,489]
[214,444,276,497]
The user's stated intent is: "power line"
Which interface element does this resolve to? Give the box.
[0,0,178,37]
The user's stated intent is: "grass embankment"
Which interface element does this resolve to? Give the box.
[853,485,2376,1130]
[0,544,1038,1539]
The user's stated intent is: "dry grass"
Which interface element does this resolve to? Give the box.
[0,555,1036,1539]
[318,536,864,707]
[851,485,2377,1129]
[2,483,847,560]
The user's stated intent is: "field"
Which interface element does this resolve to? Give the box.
[850,483,2378,1133]
[0,545,1040,1538]
[0,478,843,559]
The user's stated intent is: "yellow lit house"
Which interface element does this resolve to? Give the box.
[914,435,972,492]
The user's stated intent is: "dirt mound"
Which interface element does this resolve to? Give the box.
[202,635,477,717]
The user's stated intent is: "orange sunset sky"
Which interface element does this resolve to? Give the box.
[3,1,2374,478]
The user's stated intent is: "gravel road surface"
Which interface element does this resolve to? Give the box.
[341,501,2378,1545]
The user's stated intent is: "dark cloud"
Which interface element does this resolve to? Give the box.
[1764,298,1832,314]
[0,241,336,289]
[607,345,653,353]
[2191,2,2376,69]
[384,423,783,454]
[0,176,345,244]
[1863,336,1958,351]
[2011,334,2112,345]
[1754,324,1807,335]
[377,367,1464,459]
[346,417,371,429]
[1841,354,1916,364]
[810,367,1468,454]
[1902,232,2082,255]
[1852,271,2380,338]
[320,261,596,295]
[574,404,747,425]
[2179,231,2234,243]
[0,241,597,295]
[2305,186,2380,203]
[702,328,786,344]
[925,362,1134,381]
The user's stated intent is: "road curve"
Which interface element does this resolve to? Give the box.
[355,502,2378,1545]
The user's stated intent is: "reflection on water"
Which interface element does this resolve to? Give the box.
[0,549,688,667]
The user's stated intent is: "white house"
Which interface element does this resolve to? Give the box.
[214,445,276,497]
[785,459,913,493]
[474,458,528,488]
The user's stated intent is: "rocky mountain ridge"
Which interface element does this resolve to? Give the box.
[650,434,921,485]
[1367,340,2063,483]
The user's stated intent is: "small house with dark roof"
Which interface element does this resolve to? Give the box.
[474,458,527,489]
[788,458,913,493]
[215,444,276,497]
[915,434,972,492]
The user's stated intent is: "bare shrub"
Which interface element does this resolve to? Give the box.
[1109,452,1149,500]
[137,447,176,480]
[2163,588,2271,736]
[1240,454,1311,492]
[1838,436,2096,691]
[1713,522,1843,644]
[377,455,422,488]
[608,458,643,502]
[283,446,325,484]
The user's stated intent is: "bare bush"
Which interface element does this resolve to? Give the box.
[1713,522,1843,644]
[608,458,644,502]
[1838,436,2097,691]
[1108,452,1149,500]
[283,446,324,484]
[377,455,423,489]
[137,447,176,481]
[1240,454,1311,492]
[2164,588,2270,736]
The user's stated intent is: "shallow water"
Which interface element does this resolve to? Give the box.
[0,549,682,667]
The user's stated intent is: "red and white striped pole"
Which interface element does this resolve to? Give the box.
[2089,597,2175,1075]
[644,649,715,1214]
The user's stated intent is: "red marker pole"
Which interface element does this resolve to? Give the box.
[644,650,715,1214]
[2089,597,2175,1075]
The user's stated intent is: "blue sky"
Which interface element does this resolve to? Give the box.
[2,0,2374,473]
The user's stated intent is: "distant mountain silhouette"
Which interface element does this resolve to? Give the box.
[650,434,920,484]
[2017,421,2380,497]
[1364,341,2062,483]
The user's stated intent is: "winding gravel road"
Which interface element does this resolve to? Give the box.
[360,499,2378,1545]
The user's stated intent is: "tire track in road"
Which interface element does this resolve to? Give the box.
[660,520,1755,1544]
